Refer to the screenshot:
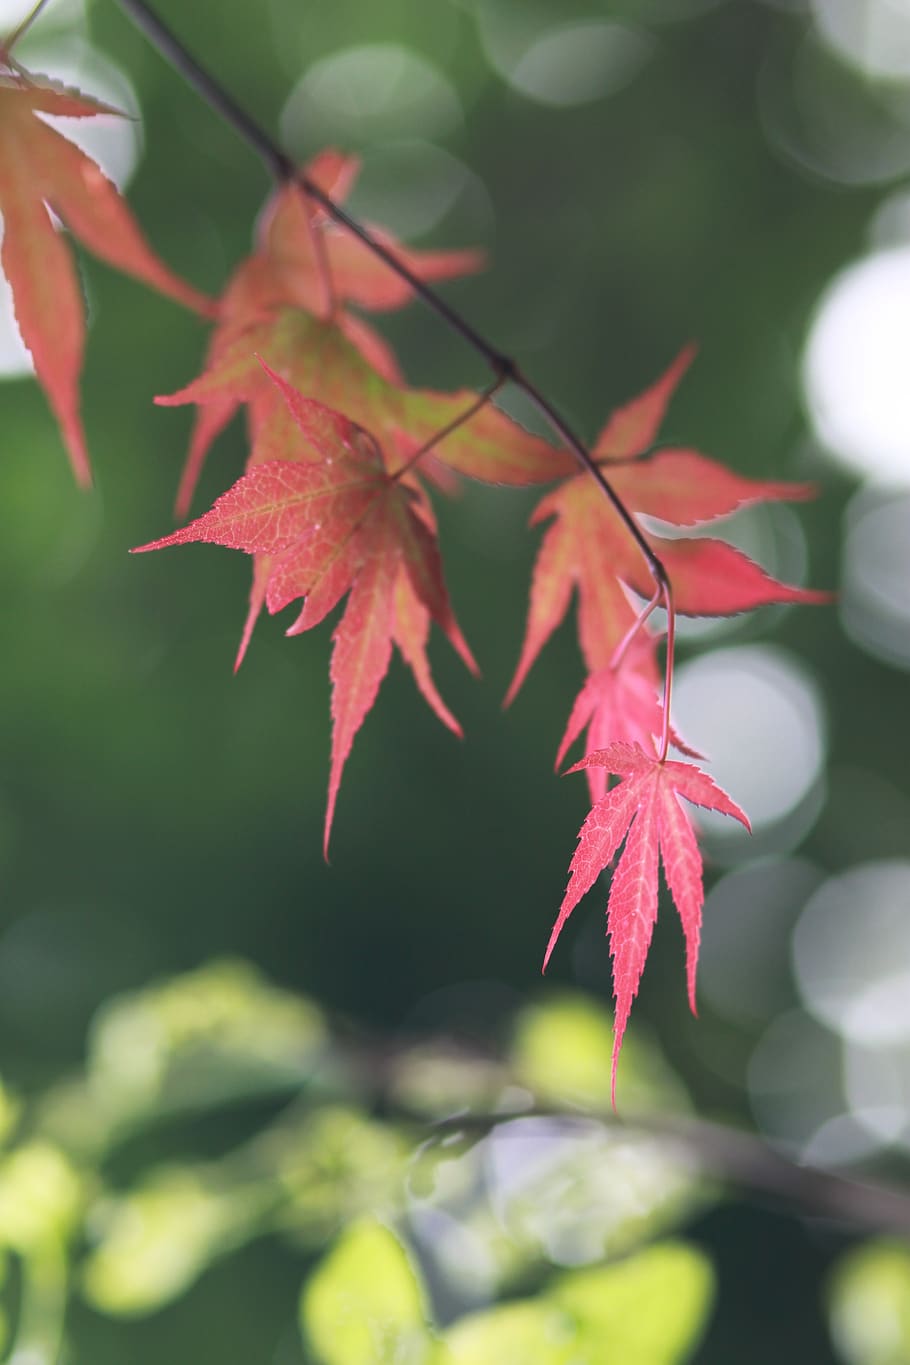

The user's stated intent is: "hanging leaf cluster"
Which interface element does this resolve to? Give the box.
[1,48,828,1093]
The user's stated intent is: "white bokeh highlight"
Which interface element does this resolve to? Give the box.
[803,248,910,487]
[505,21,653,107]
[811,0,910,82]
[671,645,826,832]
[793,860,910,1045]
[280,45,462,150]
[841,489,910,669]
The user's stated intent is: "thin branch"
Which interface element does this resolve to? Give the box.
[112,0,670,605]
[390,378,504,482]
[658,578,675,761]
[2,0,53,56]
[407,1102,910,1237]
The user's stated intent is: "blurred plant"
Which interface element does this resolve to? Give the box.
[0,961,898,1359]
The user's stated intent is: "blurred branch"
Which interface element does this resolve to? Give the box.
[406,1101,910,1237]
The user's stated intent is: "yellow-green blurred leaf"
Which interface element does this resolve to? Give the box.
[0,1143,83,1254]
[88,958,327,1119]
[829,1241,910,1365]
[510,994,688,1114]
[302,1218,445,1365]
[268,1106,409,1245]
[446,1241,712,1365]
[447,1299,575,1364]
[551,1241,714,1362]
[82,1166,266,1316]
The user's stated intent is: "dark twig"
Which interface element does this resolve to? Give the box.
[2,0,54,55]
[390,378,505,482]
[406,1102,910,1237]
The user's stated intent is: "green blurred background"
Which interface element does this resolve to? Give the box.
[1,0,910,1360]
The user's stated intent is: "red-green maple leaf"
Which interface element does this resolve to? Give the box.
[258,149,484,315]
[0,67,213,483]
[134,366,475,854]
[163,310,566,487]
[546,742,750,1101]
[169,149,487,516]
[506,350,824,694]
[160,310,568,659]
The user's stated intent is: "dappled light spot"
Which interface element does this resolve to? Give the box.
[627,0,726,18]
[830,1244,910,1365]
[759,33,910,187]
[280,44,462,152]
[804,249,910,486]
[340,140,491,243]
[475,6,652,107]
[0,266,33,377]
[671,644,826,834]
[483,1117,699,1268]
[748,1008,845,1149]
[811,0,910,83]
[699,858,821,1026]
[793,860,910,1045]
[24,38,142,189]
[0,0,83,33]
[871,184,910,247]
[844,1035,910,1148]
[841,489,910,668]
[666,502,813,644]
[800,1112,884,1168]
[504,22,653,108]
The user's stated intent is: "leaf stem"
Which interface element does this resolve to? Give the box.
[658,577,675,761]
[609,588,662,673]
[390,378,504,482]
[112,0,672,634]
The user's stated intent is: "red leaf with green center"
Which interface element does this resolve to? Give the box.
[547,742,750,1101]
[161,311,569,522]
[166,149,489,516]
[0,67,213,483]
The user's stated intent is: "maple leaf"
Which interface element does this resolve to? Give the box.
[506,350,825,695]
[0,67,213,483]
[160,310,567,659]
[556,630,699,802]
[163,310,566,489]
[170,148,488,517]
[257,149,485,315]
[134,365,476,855]
[546,742,750,1102]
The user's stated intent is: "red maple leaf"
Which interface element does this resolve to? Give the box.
[0,66,213,483]
[134,364,475,854]
[546,742,750,1102]
[555,630,699,802]
[160,310,566,662]
[167,149,491,516]
[506,348,825,694]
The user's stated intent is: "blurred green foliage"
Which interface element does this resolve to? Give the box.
[0,968,709,1361]
[828,1243,910,1365]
